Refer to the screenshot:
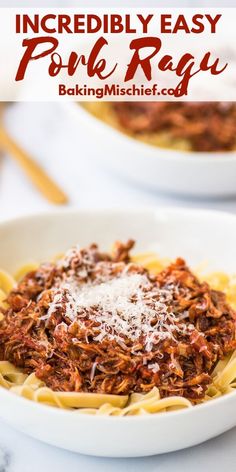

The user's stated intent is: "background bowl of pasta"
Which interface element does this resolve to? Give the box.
[0,207,236,457]
[67,102,236,197]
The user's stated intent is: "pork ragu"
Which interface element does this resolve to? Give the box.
[112,102,236,152]
[0,241,235,403]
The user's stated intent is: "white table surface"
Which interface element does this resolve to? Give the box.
[0,102,236,470]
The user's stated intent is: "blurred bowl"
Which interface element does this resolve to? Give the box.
[66,102,236,198]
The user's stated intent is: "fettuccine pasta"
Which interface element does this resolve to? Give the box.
[0,244,236,416]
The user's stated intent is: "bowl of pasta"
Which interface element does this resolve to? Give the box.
[67,102,236,197]
[0,207,236,457]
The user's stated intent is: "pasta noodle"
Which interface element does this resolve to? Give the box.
[82,102,236,153]
[0,250,236,416]
[0,362,191,415]
[82,103,191,151]
[14,263,39,283]
[0,270,15,294]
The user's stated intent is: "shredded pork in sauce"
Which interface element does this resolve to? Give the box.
[113,102,236,152]
[0,241,236,402]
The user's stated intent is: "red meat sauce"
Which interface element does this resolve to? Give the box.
[0,240,235,403]
[112,102,236,152]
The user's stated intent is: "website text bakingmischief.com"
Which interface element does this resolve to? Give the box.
[58,83,183,98]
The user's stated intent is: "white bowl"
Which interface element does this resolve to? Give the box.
[0,207,236,457]
[67,103,236,198]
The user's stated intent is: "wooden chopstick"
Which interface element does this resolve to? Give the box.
[0,125,68,205]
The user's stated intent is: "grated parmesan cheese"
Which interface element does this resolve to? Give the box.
[45,268,192,352]
[148,362,160,373]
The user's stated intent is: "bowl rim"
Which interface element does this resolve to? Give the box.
[0,205,236,228]
[0,206,236,421]
[65,101,236,163]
